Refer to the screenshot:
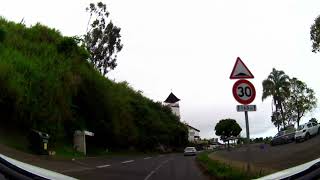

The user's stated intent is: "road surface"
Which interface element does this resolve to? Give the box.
[210,134,320,174]
[63,153,208,180]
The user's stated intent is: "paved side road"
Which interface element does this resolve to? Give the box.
[211,135,320,172]
[64,154,208,180]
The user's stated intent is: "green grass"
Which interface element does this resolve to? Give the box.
[0,128,31,153]
[53,144,85,159]
[0,16,189,152]
[196,151,259,180]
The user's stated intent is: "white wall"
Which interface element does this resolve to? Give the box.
[165,102,180,118]
[188,128,200,142]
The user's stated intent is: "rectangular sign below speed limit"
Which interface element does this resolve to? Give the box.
[237,105,256,112]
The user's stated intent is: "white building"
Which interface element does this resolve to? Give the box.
[164,92,180,118]
[164,92,201,142]
[187,125,200,142]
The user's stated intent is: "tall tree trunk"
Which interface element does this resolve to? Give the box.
[227,140,230,151]
[279,101,286,129]
[297,112,301,127]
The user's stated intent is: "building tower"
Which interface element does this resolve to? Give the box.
[164,92,180,118]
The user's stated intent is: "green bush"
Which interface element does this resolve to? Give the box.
[0,17,188,152]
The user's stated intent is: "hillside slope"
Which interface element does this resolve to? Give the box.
[0,17,188,152]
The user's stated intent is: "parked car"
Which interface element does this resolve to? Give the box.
[295,122,320,142]
[184,147,197,156]
[271,129,295,146]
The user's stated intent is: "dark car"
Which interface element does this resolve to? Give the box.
[271,129,296,146]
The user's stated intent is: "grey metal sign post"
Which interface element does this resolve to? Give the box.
[245,110,251,172]
[230,57,256,173]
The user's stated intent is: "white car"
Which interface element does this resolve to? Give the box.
[184,147,197,156]
[295,122,320,142]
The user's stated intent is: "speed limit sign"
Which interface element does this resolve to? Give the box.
[232,79,256,105]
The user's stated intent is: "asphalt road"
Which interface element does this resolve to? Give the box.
[211,133,320,173]
[63,153,208,180]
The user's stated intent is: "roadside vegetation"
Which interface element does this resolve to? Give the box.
[196,151,261,180]
[0,16,188,154]
[262,68,317,132]
[214,119,242,149]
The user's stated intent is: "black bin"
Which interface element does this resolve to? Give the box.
[28,129,50,155]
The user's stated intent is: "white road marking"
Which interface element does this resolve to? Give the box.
[144,157,152,160]
[96,164,111,168]
[72,160,89,166]
[121,160,134,164]
[62,167,94,173]
[144,159,171,180]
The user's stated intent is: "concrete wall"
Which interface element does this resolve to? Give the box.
[74,131,86,155]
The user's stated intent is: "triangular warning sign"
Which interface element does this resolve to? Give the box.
[230,57,254,79]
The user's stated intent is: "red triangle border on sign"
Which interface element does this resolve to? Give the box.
[229,57,254,79]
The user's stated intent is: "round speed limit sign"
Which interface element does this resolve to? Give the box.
[232,79,256,105]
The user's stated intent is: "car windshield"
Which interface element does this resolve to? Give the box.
[2,1,320,180]
[185,147,195,151]
[298,125,305,131]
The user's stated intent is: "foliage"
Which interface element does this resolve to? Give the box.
[84,2,123,75]
[310,15,320,53]
[271,111,282,132]
[215,119,242,149]
[0,17,188,152]
[252,137,264,143]
[263,69,317,130]
[309,118,318,124]
[196,152,259,180]
[262,68,290,128]
[286,78,317,127]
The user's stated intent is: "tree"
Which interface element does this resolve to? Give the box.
[310,118,318,124]
[84,2,123,75]
[310,15,320,52]
[271,112,282,132]
[286,78,317,127]
[215,119,242,149]
[262,68,290,129]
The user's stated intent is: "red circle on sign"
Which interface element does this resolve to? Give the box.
[232,79,256,105]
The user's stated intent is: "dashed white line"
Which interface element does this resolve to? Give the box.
[121,160,134,164]
[62,167,94,173]
[96,164,111,168]
[144,159,171,180]
[144,157,152,160]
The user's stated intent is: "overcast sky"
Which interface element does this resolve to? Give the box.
[2,0,320,139]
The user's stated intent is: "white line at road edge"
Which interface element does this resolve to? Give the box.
[121,160,134,164]
[144,157,152,160]
[144,159,171,180]
[96,164,111,168]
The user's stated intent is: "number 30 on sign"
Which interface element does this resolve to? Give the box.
[232,79,256,105]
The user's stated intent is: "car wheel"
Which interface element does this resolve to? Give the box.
[305,133,310,140]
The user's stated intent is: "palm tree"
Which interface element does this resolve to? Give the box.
[262,68,290,129]
[271,112,282,132]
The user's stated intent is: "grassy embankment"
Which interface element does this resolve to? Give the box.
[196,151,264,180]
[0,17,189,157]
